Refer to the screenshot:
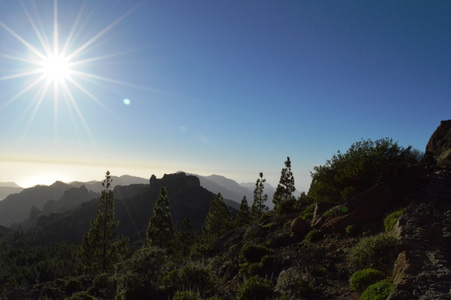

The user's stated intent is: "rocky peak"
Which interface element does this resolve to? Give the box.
[425,119,451,168]
[149,172,201,189]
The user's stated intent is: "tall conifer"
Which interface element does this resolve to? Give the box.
[203,193,233,240]
[78,171,128,274]
[252,172,268,220]
[236,196,251,226]
[147,187,174,250]
[273,157,296,212]
[176,217,196,257]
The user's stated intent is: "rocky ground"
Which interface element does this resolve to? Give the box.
[390,168,451,299]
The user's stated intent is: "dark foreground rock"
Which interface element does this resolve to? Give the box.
[389,168,451,299]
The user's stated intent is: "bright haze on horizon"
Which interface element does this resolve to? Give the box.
[0,1,450,191]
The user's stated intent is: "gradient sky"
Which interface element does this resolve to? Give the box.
[0,1,450,192]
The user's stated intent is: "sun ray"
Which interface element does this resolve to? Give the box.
[53,0,58,57]
[0,22,47,61]
[0,75,46,110]
[65,76,117,117]
[19,1,52,57]
[66,7,137,62]
[20,79,52,141]
[60,2,87,56]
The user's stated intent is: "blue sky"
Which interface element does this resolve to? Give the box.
[0,1,450,192]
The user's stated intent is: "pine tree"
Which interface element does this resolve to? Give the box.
[252,172,268,220]
[147,187,174,250]
[235,196,251,227]
[78,171,128,274]
[176,217,196,257]
[273,157,296,212]
[203,193,233,240]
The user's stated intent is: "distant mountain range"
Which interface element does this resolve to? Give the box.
[0,172,276,239]
[0,172,276,226]
[68,175,149,193]
[13,172,242,245]
[0,182,24,201]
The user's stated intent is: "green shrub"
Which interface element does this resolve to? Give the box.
[88,273,116,299]
[267,232,291,248]
[239,255,277,277]
[349,269,386,293]
[262,222,278,230]
[309,138,418,204]
[322,206,340,219]
[173,290,201,300]
[238,262,261,277]
[179,263,215,296]
[116,246,168,299]
[240,244,274,263]
[384,210,403,232]
[345,224,360,236]
[349,233,399,273]
[67,291,95,300]
[361,279,394,300]
[304,230,322,242]
[275,268,314,298]
[300,203,316,221]
[237,276,274,300]
[65,278,83,294]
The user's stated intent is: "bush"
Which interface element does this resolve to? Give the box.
[67,291,95,300]
[304,230,322,242]
[309,138,418,204]
[240,244,274,263]
[361,279,394,300]
[349,269,386,293]
[384,210,403,232]
[179,263,216,296]
[173,290,201,300]
[237,276,274,300]
[275,267,314,298]
[349,233,399,273]
[300,203,316,221]
[88,273,116,299]
[239,255,277,277]
[116,246,168,299]
[65,278,83,294]
[345,224,360,236]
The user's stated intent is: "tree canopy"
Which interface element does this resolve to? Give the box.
[308,138,420,204]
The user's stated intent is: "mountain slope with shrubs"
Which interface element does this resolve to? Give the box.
[1,120,450,299]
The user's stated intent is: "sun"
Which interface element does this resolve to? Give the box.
[40,53,72,84]
[0,0,139,141]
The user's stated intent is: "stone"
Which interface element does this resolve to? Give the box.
[291,217,309,236]
[425,120,451,168]
[310,202,334,227]
[320,183,393,234]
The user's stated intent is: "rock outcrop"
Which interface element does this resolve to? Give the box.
[426,119,451,168]
[389,120,451,299]
[319,183,393,234]
[389,169,451,299]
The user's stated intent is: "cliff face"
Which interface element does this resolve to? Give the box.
[426,119,451,168]
[389,120,451,299]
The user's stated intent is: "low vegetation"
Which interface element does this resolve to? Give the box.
[349,268,386,293]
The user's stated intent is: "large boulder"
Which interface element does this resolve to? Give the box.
[310,202,334,227]
[425,120,451,168]
[291,217,310,236]
[320,183,393,234]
